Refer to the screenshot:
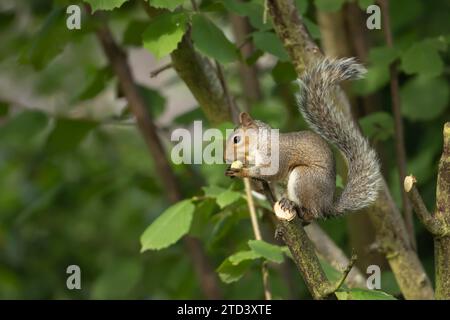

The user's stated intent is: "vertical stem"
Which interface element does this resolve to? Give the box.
[244,178,272,300]
[378,0,416,250]
[435,123,450,299]
[95,24,222,299]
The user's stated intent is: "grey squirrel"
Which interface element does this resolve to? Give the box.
[225,58,382,222]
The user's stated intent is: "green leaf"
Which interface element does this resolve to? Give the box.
[19,8,71,70]
[123,20,148,46]
[294,0,309,15]
[0,110,48,145]
[83,0,129,12]
[216,258,252,283]
[143,12,188,59]
[357,0,375,9]
[401,76,449,121]
[359,112,394,142]
[222,0,271,31]
[191,14,239,64]
[72,66,113,102]
[253,31,289,61]
[303,18,321,40]
[45,118,97,154]
[0,101,9,117]
[314,0,346,12]
[336,289,396,300]
[202,185,227,198]
[368,46,400,66]
[271,61,297,84]
[216,189,241,209]
[352,65,389,95]
[174,107,207,125]
[140,200,194,251]
[138,85,166,117]
[248,240,284,263]
[147,0,185,11]
[401,40,444,78]
[229,250,262,265]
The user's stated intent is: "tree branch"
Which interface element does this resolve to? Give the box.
[378,0,415,250]
[405,124,450,299]
[266,0,434,299]
[94,23,222,299]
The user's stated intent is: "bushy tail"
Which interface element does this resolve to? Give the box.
[297,58,382,214]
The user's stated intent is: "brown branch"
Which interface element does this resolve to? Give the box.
[378,0,415,250]
[261,181,366,289]
[266,0,434,299]
[150,62,172,78]
[405,124,450,299]
[94,23,222,300]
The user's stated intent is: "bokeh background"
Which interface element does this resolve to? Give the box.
[0,0,448,299]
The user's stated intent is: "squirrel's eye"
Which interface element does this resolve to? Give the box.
[233,136,241,144]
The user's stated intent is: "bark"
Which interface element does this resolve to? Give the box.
[405,123,450,299]
[266,0,434,299]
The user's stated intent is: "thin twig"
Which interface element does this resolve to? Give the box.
[94,22,222,299]
[215,60,239,123]
[326,252,358,295]
[378,0,415,250]
[150,63,172,78]
[244,178,272,300]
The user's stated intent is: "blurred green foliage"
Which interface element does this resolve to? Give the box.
[0,0,448,299]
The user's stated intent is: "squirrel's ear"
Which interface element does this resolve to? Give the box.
[239,112,254,126]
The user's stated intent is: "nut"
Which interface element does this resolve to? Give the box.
[230,160,244,169]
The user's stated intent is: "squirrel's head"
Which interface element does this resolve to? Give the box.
[224,112,271,165]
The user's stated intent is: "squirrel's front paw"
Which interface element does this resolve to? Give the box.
[225,167,247,178]
[273,198,297,221]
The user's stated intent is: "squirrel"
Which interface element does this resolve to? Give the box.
[224,58,382,222]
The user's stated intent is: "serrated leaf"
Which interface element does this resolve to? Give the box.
[143,12,188,59]
[83,0,129,12]
[294,0,309,15]
[222,0,271,31]
[191,14,238,64]
[147,0,185,11]
[141,200,194,251]
[0,110,48,145]
[248,240,284,263]
[216,189,241,209]
[202,185,227,198]
[72,66,113,102]
[271,61,297,84]
[369,46,399,66]
[303,18,321,39]
[336,289,396,300]
[19,8,71,70]
[45,118,97,154]
[253,31,289,61]
[138,85,166,117]
[401,40,444,78]
[123,20,148,46]
[352,65,389,95]
[229,250,262,265]
[216,258,252,283]
[359,112,394,142]
[401,76,449,121]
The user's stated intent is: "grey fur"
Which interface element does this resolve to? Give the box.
[296,58,382,214]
